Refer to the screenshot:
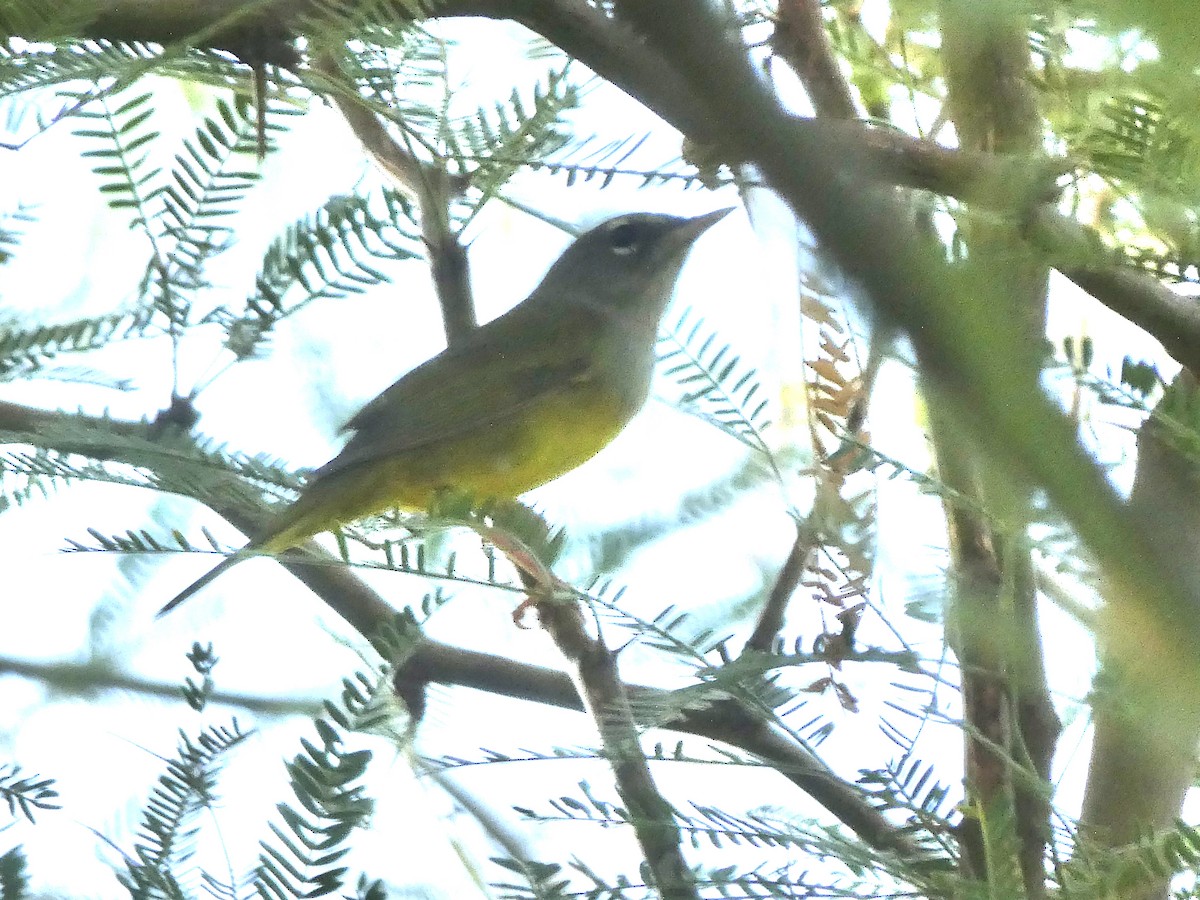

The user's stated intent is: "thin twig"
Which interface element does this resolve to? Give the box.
[314,50,478,346]
[744,515,818,653]
[0,655,322,715]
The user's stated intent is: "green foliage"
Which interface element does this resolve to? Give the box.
[860,758,958,857]
[0,412,305,520]
[105,648,407,899]
[255,672,394,899]
[1086,0,1200,76]
[73,90,297,330]
[159,99,270,288]
[0,203,32,263]
[0,312,150,380]
[1060,819,1200,898]
[301,0,436,54]
[0,848,29,900]
[1119,356,1163,398]
[0,765,59,823]
[0,40,160,103]
[501,786,950,898]
[446,67,578,195]
[237,189,422,358]
[117,721,253,898]
[180,642,220,713]
[658,307,776,470]
[72,89,161,214]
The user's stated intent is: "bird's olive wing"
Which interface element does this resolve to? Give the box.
[315,309,596,479]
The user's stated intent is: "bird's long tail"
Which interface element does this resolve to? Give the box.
[156,495,325,617]
[157,551,253,618]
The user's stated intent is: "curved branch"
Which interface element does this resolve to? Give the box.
[0,398,917,857]
[70,1,1200,378]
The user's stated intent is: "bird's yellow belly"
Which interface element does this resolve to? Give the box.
[387,385,633,506]
[265,384,635,549]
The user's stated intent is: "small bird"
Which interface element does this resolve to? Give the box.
[160,207,733,615]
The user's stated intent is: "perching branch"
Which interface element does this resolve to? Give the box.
[536,595,697,900]
[0,399,918,858]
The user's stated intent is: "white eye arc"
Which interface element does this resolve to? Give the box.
[607,221,641,256]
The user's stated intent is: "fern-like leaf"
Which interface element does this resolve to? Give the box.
[226,189,421,359]
[0,312,150,379]
[0,765,59,823]
[158,96,265,302]
[254,671,396,899]
[118,721,252,898]
[0,202,33,262]
[73,89,162,223]
[528,134,731,190]
[858,757,958,857]
[657,307,777,470]
[0,41,161,102]
[448,66,577,197]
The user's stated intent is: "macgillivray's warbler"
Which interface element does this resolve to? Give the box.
[160,207,733,615]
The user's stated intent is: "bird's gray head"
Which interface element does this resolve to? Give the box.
[532,208,733,327]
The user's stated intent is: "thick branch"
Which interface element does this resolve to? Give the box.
[609,0,1200,778]
[1082,371,1200,900]
[939,4,1055,895]
[772,0,857,120]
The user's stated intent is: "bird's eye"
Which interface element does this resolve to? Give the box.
[607,222,642,256]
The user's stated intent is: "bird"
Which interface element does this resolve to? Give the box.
[160,207,733,615]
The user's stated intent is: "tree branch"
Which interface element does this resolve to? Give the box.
[313,50,478,346]
[744,514,818,654]
[1082,370,1200,900]
[0,654,322,715]
[1029,206,1200,376]
[772,0,857,120]
[537,595,696,899]
[938,3,1056,894]
[608,0,1200,787]
[0,399,917,858]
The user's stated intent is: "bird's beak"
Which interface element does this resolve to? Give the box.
[677,206,735,245]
